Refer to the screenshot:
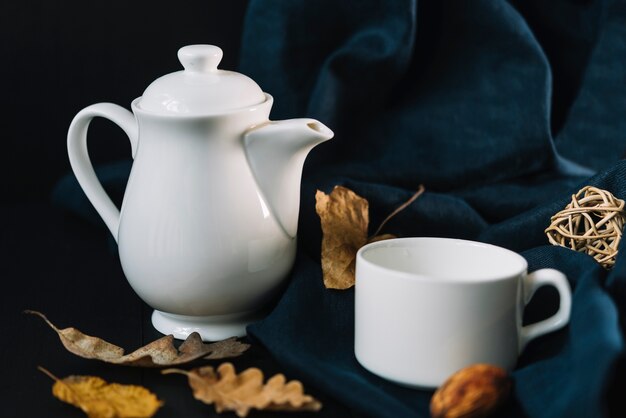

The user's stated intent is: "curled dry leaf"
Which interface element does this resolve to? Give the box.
[315,185,425,289]
[430,364,512,418]
[163,362,322,417]
[26,310,249,367]
[39,366,162,418]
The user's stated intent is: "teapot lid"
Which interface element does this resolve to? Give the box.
[137,45,266,115]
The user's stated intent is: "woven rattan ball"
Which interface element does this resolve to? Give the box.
[545,186,625,269]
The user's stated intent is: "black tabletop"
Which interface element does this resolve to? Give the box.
[0,203,350,417]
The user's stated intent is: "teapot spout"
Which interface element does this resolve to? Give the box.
[244,118,334,238]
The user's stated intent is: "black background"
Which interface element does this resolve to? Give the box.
[0,1,349,417]
[1,0,248,202]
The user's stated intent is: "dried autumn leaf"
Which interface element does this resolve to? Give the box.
[39,366,162,418]
[315,186,369,289]
[26,310,249,366]
[162,362,322,417]
[315,185,425,289]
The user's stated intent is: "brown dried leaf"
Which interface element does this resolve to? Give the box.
[315,186,369,289]
[430,364,511,418]
[26,310,249,367]
[315,185,425,290]
[162,363,321,417]
[39,366,162,418]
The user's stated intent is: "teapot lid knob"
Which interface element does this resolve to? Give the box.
[178,45,223,73]
[139,44,265,114]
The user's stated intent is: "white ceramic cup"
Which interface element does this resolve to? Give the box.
[354,237,572,388]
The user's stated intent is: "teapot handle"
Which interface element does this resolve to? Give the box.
[67,103,138,242]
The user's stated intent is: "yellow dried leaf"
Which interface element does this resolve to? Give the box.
[26,310,249,366]
[315,186,369,289]
[39,367,162,418]
[162,363,322,417]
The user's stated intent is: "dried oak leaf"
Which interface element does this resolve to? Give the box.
[315,186,369,289]
[39,366,162,418]
[162,362,322,417]
[26,310,249,367]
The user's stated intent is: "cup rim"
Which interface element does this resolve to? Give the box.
[356,237,528,284]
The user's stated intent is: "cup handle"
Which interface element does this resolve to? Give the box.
[520,268,572,351]
[67,103,138,242]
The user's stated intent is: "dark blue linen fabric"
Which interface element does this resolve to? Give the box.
[53,0,626,416]
[237,0,626,417]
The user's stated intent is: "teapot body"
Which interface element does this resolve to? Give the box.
[118,97,296,318]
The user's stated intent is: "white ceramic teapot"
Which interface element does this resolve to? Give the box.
[67,45,333,341]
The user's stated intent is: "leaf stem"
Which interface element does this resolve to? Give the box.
[161,368,189,376]
[37,366,60,382]
[24,310,60,331]
[371,185,425,237]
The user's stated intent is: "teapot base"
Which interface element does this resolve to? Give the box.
[151,309,264,342]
